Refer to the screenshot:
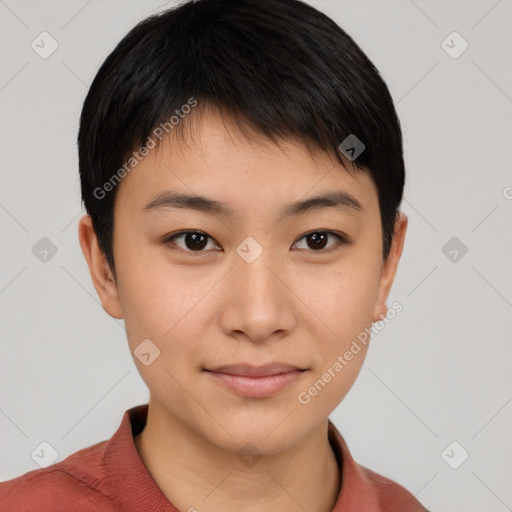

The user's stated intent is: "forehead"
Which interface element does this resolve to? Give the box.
[114,107,378,218]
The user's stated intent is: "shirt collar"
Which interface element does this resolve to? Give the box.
[327,419,381,511]
[104,403,177,511]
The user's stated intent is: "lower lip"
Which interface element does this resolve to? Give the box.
[205,370,305,398]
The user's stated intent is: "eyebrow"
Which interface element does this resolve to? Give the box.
[142,189,363,218]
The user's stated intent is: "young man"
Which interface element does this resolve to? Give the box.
[0,0,429,510]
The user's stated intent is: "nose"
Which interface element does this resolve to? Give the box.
[218,241,297,344]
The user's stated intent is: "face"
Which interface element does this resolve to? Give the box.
[79,106,407,455]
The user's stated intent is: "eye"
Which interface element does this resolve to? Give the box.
[292,231,347,252]
[163,229,348,255]
[164,231,221,253]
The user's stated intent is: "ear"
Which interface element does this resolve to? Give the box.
[372,212,408,322]
[78,215,124,319]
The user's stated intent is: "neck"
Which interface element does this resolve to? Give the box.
[134,400,341,512]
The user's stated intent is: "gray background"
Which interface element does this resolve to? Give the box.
[0,1,511,510]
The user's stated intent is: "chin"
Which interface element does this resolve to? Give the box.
[199,407,311,456]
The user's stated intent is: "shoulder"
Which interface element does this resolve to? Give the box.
[0,441,113,512]
[360,466,431,512]
[327,420,430,512]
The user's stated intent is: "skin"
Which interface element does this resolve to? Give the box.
[78,105,407,512]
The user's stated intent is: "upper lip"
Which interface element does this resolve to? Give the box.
[204,363,305,377]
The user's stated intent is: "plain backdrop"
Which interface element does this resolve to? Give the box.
[0,1,511,510]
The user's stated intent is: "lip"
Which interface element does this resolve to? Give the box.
[206,362,304,377]
[204,363,307,398]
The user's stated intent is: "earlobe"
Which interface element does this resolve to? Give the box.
[372,212,408,323]
[374,303,388,322]
[78,215,124,319]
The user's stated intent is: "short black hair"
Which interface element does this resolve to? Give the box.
[78,0,405,280]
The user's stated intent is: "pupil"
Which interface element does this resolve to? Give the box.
[186,233,207,251]
[308,232,327,250]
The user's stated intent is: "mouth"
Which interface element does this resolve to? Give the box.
[203,363,308,398]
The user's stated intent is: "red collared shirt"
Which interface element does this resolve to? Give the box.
[0,404,429,511]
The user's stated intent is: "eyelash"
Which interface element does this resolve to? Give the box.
[163,230,349,255]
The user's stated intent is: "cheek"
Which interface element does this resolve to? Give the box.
[293,263,379,414]
[297,254,381,345]
[117,263,210,399]
[116,247,216,356]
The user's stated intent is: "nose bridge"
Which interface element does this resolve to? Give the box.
[221,235,295,340]
[234,235,281,301]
